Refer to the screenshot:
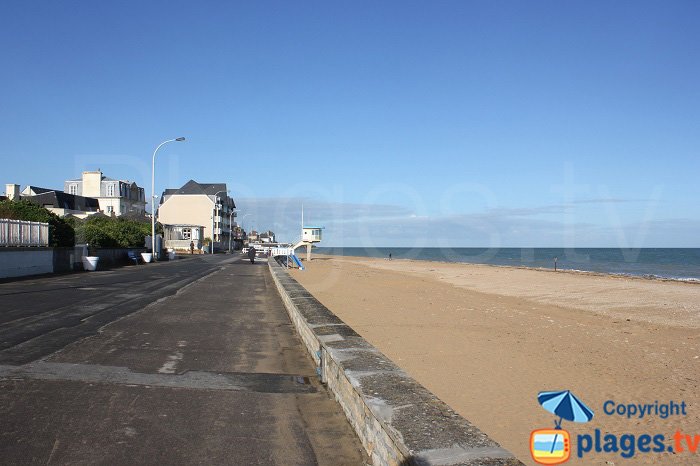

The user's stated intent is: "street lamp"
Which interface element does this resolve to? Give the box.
[210,189,229,254]
[237,213,252,231]
[151,137,185,259]
[227,210,239,252]
[235,213,252,248]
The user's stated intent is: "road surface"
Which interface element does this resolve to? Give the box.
[0,255,367,465]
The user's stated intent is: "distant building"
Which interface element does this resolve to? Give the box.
[23,186,100,218]
[4,184,20,201]
[259,230,276,243]
[4,183,99,218]
[64,170,146,217]
[233,225,246,241]
[158,180,236,252]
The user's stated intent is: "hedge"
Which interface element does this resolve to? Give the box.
[0,199,75,247]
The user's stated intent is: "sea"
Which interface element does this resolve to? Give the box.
[313,247,700,282]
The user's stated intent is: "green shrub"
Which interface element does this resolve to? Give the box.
[73,215,152,248]
[0,199,75,246]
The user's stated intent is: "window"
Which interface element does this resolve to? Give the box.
[107,206,113,214]
[107,184,115,197]
[183,228,191,240]
[69,184,77,195]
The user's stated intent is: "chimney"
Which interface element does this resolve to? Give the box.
[81,170,103,197]
[5,184,20,200]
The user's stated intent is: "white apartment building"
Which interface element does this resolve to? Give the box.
[64,170,146,217]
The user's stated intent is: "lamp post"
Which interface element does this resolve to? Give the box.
[235,213,252,249]
[151,137,185,260]
[210,189,229,254]
[237,213,252,232]
[228,210,235,253]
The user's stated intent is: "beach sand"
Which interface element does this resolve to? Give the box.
[292,255,700,466]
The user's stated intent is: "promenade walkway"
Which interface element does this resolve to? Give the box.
[0,256,367,465]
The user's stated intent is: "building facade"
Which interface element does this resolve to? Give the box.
[247,230,259,242]
[163,224,205,252]
[259,230,276,243]
[157,180,236,252]
[64,170,146,217]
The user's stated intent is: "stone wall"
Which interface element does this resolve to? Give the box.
[53,246,86,273]
[268,259,524,466]
[92,247,147,268]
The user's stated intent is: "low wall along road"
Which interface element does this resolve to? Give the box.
[268,258,524,466]
[0,247,150,279]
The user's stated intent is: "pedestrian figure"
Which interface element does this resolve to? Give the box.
[389,252,392,261]
[190,241,195,255]
[248,246,256,264]
[554,256,558,271]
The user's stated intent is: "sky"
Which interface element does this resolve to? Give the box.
[1,1,698,247]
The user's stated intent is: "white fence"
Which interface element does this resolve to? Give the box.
[242,244,295,257]
[0,218,50,247]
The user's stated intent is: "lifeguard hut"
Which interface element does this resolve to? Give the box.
[302,226,323,243]
[293,226,323,262]
[291,206,323,263]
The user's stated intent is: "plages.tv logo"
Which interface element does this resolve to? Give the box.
[530,390,594,465]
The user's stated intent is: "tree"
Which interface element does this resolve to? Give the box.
[73,216,152,248]
[0,199,74,246]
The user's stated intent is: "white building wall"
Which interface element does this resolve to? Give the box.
[0,250,53,279]
[81,171,102,197]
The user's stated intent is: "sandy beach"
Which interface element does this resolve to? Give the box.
[292,255,700,466]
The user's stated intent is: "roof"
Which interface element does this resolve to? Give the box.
[66,174,129,183]
[163,224,205,228]
[172,180,227,195]
[161,180,236,207]
[24,186,55,195]
[24,192,100,211]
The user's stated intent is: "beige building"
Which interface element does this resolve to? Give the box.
[157,180,236,252]
[64,170,146,217]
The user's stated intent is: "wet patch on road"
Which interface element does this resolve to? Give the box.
[0,361,316,393]
[157,351,183,374]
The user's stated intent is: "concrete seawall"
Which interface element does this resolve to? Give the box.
[268,259,524,466]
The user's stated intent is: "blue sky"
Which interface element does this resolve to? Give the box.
[1,1,698,246]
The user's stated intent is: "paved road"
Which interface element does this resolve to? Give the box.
[0,256,226,365]
[0,256,367,465]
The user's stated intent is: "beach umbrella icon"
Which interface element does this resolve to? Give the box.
[538,390,594,428]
